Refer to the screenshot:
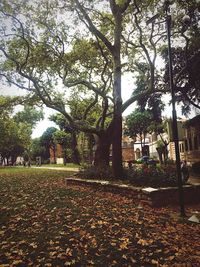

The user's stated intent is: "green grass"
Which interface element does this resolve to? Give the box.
[0,168,200,266]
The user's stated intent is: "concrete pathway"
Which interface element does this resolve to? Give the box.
[188,175,200,184]
[31,166,79,172]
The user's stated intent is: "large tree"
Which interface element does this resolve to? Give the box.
[0,0,199,176]
[122,0,200,116]
[0,0,132,177]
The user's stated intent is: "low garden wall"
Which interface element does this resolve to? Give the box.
[65,178,200,207]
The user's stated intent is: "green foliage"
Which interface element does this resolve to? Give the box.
[0,96,13,115]
[30,138,46,160]
[126,164,178,187]
[13,106,44,128]
[49,113,72,132]
[0,117,31,162]
[53,130,72,162]
[53,130,71,146]
[79,164,114,180]
[40,127,57,159]
[0,100,44,163]
[40,127,57,147]
[125,109,152,139]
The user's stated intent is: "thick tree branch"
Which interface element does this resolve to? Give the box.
[74,0,113,53]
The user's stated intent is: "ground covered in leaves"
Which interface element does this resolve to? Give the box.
[0,167,200,266]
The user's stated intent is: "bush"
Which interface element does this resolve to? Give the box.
[192,161,200,175]
[126,164,178,188]
[79,163,182,188]
[42,159,50,164]
[165,159,175,165]
[79,164,115,180]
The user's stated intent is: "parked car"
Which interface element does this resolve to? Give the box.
[136,156,157,165]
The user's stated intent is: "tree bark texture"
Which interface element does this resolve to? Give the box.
[111,10,123,178]
[71,132,81,165]
[93,132,111,168]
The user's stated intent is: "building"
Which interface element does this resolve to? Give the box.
[122,135,135,162]
[179,115,200,166]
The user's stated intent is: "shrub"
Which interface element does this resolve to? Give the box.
[192,161,200,175]
[79,163,183,188]
[43,159,50,164]
[79,164,115,180]
[165,159,175,165]
[126,164,178,188]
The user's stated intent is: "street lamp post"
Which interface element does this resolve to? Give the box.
[147,0,186,217]
[165,6,185,217]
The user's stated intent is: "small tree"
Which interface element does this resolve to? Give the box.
[149,120,169,164]
[40,127,57,164]
[49,113,81,165]
[30,138,46,162]
[53,130,72,165]
[125,109,152,156]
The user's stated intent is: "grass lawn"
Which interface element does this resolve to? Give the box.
[0,167,200,266]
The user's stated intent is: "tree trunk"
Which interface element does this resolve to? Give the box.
[63,147,67,166]
[163,143,169,164]
[112,12,123,178]
[11,155,16,166]
[71,132,80,165]
[140,135,143,156]
[53,145,56,164]
[93,132,111,168]
[156,147,163,164]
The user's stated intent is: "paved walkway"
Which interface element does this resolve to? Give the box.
[188,175,200,184]
[31,166,79,172]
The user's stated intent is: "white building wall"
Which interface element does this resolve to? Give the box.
[56,158,64,164]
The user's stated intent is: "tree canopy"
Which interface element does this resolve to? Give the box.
[0,96,44,164]
[0,0,199,174]
[125,109,152,152]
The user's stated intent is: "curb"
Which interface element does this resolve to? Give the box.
[65,178,200,207]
